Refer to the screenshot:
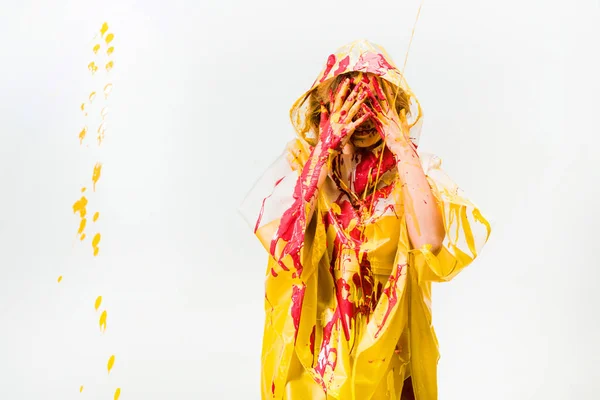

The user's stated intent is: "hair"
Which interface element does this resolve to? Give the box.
[305,72,411,146]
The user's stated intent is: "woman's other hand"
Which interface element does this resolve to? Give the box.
[317,76,373,153]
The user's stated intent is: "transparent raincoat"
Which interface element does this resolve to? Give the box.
[240,40,491,400]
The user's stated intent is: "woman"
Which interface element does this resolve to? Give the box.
[241,40,491,400]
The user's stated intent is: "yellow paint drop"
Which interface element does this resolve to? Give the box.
[89,91,97,103]
[100,22,109,37]
[114,388,121,400]
[80,385,84,393]
[80,233,86,241]
[80,103,85,111]
[101,107,109,119]
[105,61,114,72]
[95,296,102,311]
[78,127,87,144]
[77,218,87,235]
[72,196,88,218]
[104,83,113,99]
[93,44,100,54]
[107,46,114,56]
[81,187,86,193]
[88,62,98,75]
[57,275,63,283]
[105,33,114,45]
[92,163,102,191]
[92,233,101,256]
[107,355,115,374]
[97,122,106,145]
[99,310,107,332]
[93,212,100,222]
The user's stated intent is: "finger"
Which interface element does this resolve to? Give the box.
[333,77,351,112]
[345,87,370,121]
[340,82,366,117]
[319,103,330,130]
[347,105,375,132]
[361,85,384,115]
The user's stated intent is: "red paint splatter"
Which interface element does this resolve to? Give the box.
[333,55,350,76]
[291,283,306,341]
[320,54,337,82]
[309,325,316,355]
[353,52,396,75]
[270,268,278,277]
[374,263,406,338]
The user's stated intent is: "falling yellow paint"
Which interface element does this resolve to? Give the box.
[101,107,109,119]
[80,103,86,111]
[107,46,114,56]
[105,61,114,72]
[104,83,113,99]
[80,233,86,241]
[77,218,87,235]
[92,233,101,256]
[95,296,102,311]
[97,122,106,145]
[105,33,114,45]
[114,388,121,400]
[93,44,100,54]
[89,91,96,103]
[81,187,86,193]
[78,127,87,144]
[92,163,102,191]
[107,355,115,374]
[57,275,63,283]
[100,22,109,37]
[99,310,107,332]
[93,212,100,222]
[72,196,88,218]
[79,385,84,393]
[88,62,98,75]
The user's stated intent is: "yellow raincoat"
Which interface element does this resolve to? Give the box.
[240,40,491,400]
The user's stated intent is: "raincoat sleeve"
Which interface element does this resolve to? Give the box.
[411,153,492,283]
[239,139,318,275]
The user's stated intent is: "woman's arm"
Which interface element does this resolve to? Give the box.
[270,78,372,270]
[391,142,445,255]
[364,76,445,254]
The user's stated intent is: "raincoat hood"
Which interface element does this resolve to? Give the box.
[290,39,424,147]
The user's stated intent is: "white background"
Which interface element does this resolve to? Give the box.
[1,0,599,399]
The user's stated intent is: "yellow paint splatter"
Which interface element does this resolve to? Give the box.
[57,275,62,283]
[72,196,88,218]
[88,62,98,75]
[93,212,100,222]
[114,388,121,400]
[77,218,87,235]
[80,233,86,241]
[97,122,106,145]
[79,386,84,393]
[107,46,114,56]
[92,233,101,256]
[81,187,86,193]
[92,163,102,191]
[105,61,114,72]
[105,33,114,45]
[101,107,109,119]
[100,22,109,37]
[80,103,86,111]
[99,310,107,332]
[107,355,115,374]
[78,127,87,144]
[104,83,113,99]
[89,91,96,103]
[93,44,100,54]
[95,296,102,311]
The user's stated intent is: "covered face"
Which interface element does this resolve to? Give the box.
[289,39,424,149]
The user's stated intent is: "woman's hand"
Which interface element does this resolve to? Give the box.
[318,76,373,153]
[363,76,414,155]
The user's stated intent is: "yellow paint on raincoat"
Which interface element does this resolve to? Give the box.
[241,40,490,400]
